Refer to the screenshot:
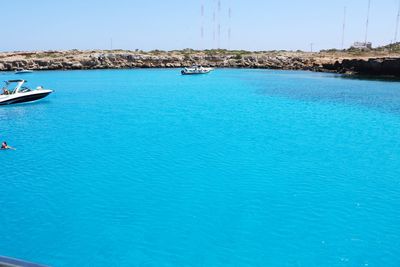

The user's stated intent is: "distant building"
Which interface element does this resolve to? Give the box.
[351,42,372,50]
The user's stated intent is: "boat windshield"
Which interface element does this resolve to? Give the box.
[19,86,32,93]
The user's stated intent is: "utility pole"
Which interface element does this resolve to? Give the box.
[310,43,314,53]
[341,6,347,50]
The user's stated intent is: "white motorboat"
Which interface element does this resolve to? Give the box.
[0,80,53,105]
[181,66,214,75]
[15,68,33,74]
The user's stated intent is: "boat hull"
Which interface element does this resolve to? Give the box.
[0,92,52,105]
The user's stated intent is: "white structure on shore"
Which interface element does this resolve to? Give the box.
[349,1,373,51]
[351,42,372,49]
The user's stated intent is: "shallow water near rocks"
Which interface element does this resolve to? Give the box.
[0,69,399,267]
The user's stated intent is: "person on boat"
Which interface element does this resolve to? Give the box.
[2,87,9,95]
[1,141,15,150]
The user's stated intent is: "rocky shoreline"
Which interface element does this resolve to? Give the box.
[1,50,400,77]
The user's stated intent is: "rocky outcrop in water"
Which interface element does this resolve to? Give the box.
[334,58,400,76]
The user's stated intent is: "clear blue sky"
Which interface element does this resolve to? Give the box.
[1,0,399,52]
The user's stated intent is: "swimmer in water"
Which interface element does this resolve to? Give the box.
[1,141,15,150]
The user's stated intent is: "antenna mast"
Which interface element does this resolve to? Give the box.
[228,1,232,49]
[213,0,216,48]
[218,0,221,48]
[394,0,400,43]
[364,0,371,44]
[341,6,346,49]
[201,1,205,49]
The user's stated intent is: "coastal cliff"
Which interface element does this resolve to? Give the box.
[1,49,400,77]
[0,50,326,71]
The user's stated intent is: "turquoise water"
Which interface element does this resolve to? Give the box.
[1,69,400,267]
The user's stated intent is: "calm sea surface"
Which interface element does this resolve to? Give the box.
[0,69,399,267]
